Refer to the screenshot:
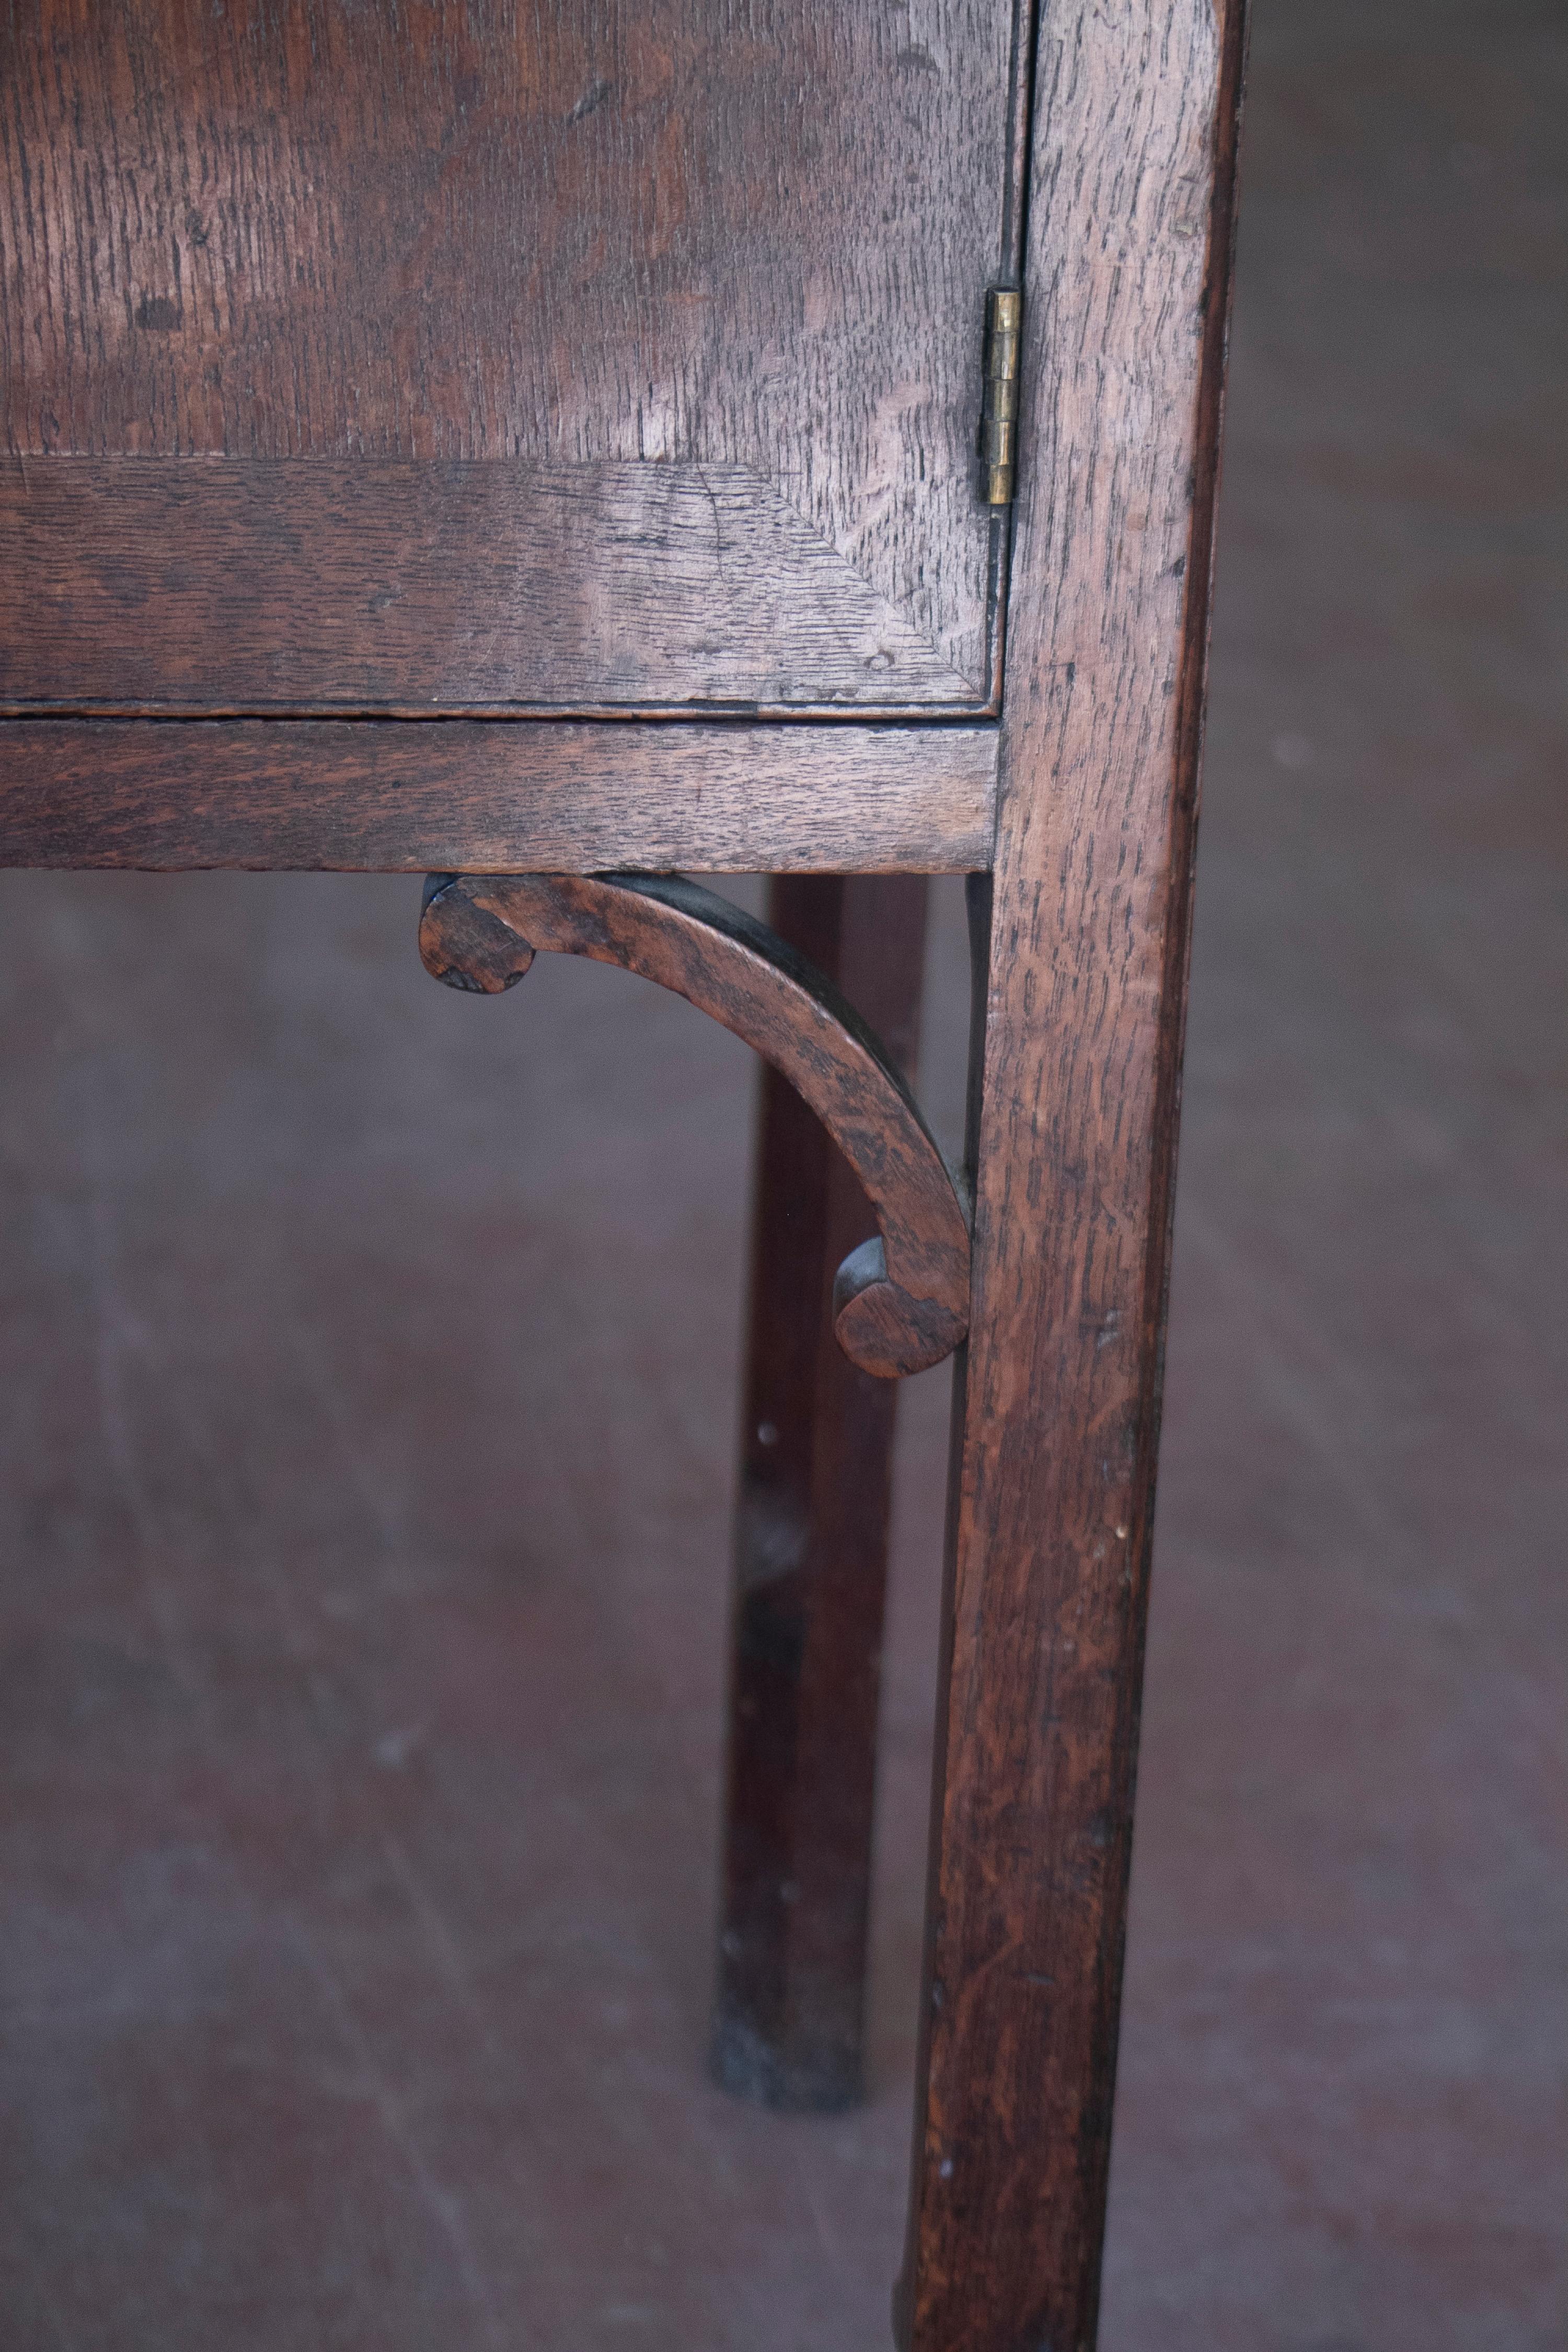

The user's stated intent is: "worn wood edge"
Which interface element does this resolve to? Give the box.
[0,720,999,874]
[0,694,1001,724]
[419,870,971,1378]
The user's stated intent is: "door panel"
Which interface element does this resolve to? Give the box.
[1,1,1024,717]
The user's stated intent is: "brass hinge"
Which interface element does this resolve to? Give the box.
[979,287,1022,506]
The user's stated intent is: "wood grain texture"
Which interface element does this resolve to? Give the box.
[419,870,969,1378]
[1,0,1027,711]
[0,460,976,715]
[714,875,928,2112]
[0,720,998,872]
[901,1,1249,2345]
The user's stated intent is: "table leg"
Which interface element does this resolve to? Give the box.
[712,872,929,2112]
[895,0,1245,2314]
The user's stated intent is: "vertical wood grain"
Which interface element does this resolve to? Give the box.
[714,874,928,2111]
[902,1,1249,2344]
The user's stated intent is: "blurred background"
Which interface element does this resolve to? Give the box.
[1,0,1562,2345]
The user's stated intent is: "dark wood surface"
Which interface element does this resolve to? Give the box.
[1,0,1029,717]
[0,0,1253,2338]
[900,0,1249,2345]
[418,870,970,1380]
[713,874,928,2112]
[0,461,976,718]
[0,720,998,873]
[3,6,1557,2338]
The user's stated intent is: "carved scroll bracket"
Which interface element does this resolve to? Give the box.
[419,871,971,1378]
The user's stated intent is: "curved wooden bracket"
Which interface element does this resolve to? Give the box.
[419,872,971,1378]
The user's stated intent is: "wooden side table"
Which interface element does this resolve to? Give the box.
[0,2,1248,2342]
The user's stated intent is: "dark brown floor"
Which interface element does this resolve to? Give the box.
[2,2,1564,2346]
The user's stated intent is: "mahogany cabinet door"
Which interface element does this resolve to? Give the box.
[1,1,1029,721]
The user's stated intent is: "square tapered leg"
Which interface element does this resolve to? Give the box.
[712,874,929,2111]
